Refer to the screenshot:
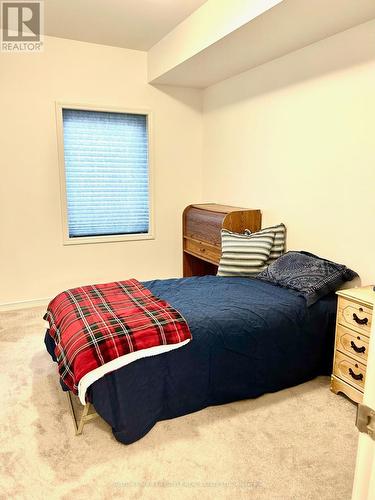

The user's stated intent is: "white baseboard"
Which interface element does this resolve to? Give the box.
[0,297,50,312]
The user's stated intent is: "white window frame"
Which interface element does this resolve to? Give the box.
[56,102,154,246]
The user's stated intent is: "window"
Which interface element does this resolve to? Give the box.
[56,104,152,244]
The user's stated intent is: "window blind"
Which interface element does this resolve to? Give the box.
[62,108,149,238]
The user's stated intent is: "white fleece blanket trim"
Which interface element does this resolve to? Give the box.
[77,339,191,405]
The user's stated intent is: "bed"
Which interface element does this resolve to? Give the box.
[44,274,337,444]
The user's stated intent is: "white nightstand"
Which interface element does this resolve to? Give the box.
[331,286,374,403]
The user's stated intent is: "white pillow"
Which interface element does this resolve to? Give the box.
[245,223,286,265]
[217,229,275,277]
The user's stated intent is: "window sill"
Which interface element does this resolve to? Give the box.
[62,233,154,246]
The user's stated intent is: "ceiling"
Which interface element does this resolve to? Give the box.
[44,0,207,51]
[149,0,375,88]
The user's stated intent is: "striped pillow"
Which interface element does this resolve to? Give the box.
[217,229,275,277]
[245,223,286,265]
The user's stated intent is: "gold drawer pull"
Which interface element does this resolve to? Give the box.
[350,341,366,354]
[352,312,368,325]
[348,367,364,381]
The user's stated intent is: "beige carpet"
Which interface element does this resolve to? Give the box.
[0,306,358,500]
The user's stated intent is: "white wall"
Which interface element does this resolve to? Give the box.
[0,36,203,304]
[203,21,375,284]
[2,20,375,305]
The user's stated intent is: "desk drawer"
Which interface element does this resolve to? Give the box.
[336,324,369,364]
[184,238,221,264]
[333,351,366,392]
[337,297,372,336]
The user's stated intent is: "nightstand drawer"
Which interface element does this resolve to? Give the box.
[333,351,366,392]
[337,297,372,336]
[184,238,221,264]
[335,325,369,364]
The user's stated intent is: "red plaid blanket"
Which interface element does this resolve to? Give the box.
[44,279,191,403]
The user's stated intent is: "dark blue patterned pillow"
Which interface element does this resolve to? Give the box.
[257,251,358,306]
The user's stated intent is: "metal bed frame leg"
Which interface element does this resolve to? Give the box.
[66,391,99,435]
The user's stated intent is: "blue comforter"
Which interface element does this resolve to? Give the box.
[45,276,337,444]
